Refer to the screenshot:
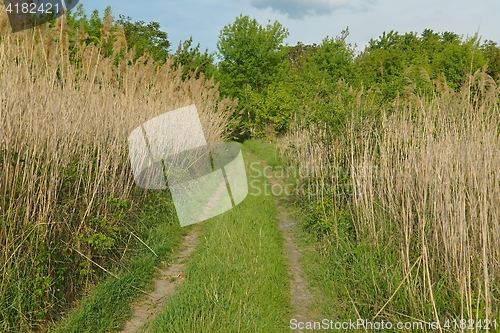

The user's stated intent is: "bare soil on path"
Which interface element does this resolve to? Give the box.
[120,161,231,332]
[253,152,315,333]
[121,151,315,333]
[119,226,199,333]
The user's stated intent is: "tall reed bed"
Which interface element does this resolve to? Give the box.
[282,71,499,325]
[0,11,234,332]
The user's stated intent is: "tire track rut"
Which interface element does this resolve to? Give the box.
[251,152,314,333]
[119,227,199,333]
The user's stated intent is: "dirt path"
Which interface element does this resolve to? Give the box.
[119,226,199,333]
[276,209,313,331]
[255,154,314,333]
[120,162,236,332]
[121,152,314,333]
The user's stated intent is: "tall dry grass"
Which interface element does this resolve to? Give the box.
[0,11,235,332]
[283,70,499,324]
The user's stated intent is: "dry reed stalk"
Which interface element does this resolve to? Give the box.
[0,10,235,331]
[283,70,500,323]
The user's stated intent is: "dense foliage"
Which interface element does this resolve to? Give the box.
[65,4,213,75]
[213,17,500,138]
[62,6,500,138]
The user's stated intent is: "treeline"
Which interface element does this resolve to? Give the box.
[61,5,214,78]
[60,6,500,138]
[214,17,500,137]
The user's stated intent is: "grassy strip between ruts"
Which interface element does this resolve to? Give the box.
[49,191,187,333]
[147,141,291,333]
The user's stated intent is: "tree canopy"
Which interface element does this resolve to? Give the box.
[216,14,289,97]
[115,14,171,63]
[63,7,500,138]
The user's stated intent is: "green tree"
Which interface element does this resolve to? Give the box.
[65,4,116,59]
[482,40,500,80]
[216,14,289,97]
[66,6,171,64]
[355,29,487,97]
[215,14,289,138]
[283,42,318,71]
[173,37,215,80]
[241,60,299,136]
[115,14,171,63]
[355,31,412,99]
[312,28,356,84]
[66,4,113,45]
[432,34,486,89]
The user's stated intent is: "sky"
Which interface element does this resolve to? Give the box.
[80,0,500,56]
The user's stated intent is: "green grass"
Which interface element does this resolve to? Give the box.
[242,139,284,167]
[292,205,499,333]
[49,141,295,333]
[245,139,439,331]
[148,143,292,333]
[49,190,187,333]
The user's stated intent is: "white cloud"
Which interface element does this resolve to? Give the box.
[250,0,375,19]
